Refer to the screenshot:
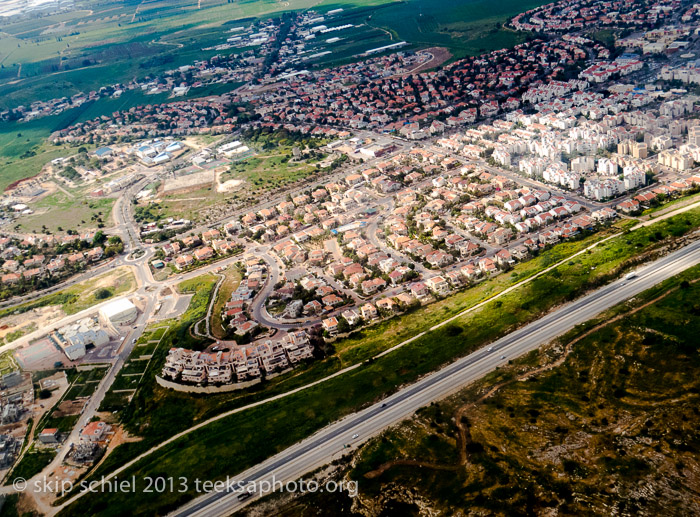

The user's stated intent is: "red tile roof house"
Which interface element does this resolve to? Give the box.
[361,277,386,295]
[194,246,214,261]
[202,229,221,243]
[426,276,450,296]
[175,254,194,270]
[22,268,42,279]
[323,317,339,335]
[376,298,397,312]
[2,273,20,284]
[410,281,430,299]
[321,294,344,307]
[81,421,111,442]
[360,303,378,320]
[478,257,498,275]
[68,252,85,264]
[86,247,104,262]
[38,428,60,444]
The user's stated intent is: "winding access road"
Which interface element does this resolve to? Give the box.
[171,237,700,517]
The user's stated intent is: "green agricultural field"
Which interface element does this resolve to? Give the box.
[299,20,400,68]
[59,209,700,517]
[0,0,394,110]
[0,112,94,190]
[366,0,549,59]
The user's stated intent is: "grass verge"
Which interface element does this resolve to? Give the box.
[57,208,700,515]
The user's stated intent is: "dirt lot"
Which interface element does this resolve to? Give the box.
[396,46,453,76]
[0,305,66,344]
[53,400,85,418]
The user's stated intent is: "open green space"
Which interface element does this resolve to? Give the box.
[338,266,700,515]
[134,342,159,357]
[63,366,109,400]
[210,265,242,340]
[119,361,148,377]
[147,327,168,342]
[7,448,56,484]
[109,374,141,392]
[0,351,18,376]
[222,148,327,191]
[364,0,548,59]
[143,185,229,225]
[0,123,94,192]
[0,265,136,322]
[98,392,132,414]
[60,208,700,516]
[0,494,20,517]
[15,190,115,234]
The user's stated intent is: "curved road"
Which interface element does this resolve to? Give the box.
[170,238,700,517]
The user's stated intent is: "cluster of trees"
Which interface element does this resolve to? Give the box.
[240,127,327,151]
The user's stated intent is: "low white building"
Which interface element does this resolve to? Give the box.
[51,318,109,361]
[99,298,138,326]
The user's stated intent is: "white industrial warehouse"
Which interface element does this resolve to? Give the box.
[99,298,138,326]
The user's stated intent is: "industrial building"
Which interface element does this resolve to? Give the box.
[51,318,110,361]
[99,298,138,326]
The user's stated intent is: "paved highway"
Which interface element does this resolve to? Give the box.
[171,238,700,517]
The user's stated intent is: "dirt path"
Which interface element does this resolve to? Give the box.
[193,273,224,340]
[88,425,142,476]
[151,39,184,49]
[401,47,452,76]
[364,280,695,479]
[54,203,700,509]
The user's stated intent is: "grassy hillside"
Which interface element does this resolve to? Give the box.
[296,267,700,516]
[57,209,700,516]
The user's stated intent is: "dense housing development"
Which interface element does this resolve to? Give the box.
[1,0,700,516]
